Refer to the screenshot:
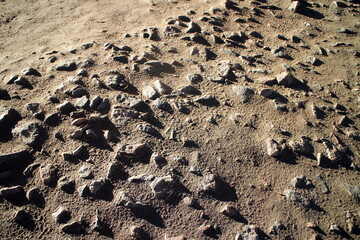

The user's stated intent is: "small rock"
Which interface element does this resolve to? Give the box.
[289,137,313,155]
[194,95,219,106]
[40,164,58,186]
[291,175,313,188]
[187,74,203,84]
[198,174,220,195]
[62,221,84,234]
[56,61,77,71]
[329,224,342,235]
[75,96,89,109]
[343,183,360,202]
[153,80,172,95]
[23,68,41,76]
[115,191,148,209]
[284,189,313,208]
[150,175,176,199]
[52,207,71,223]
[219,204,240,218]
[12,121,42,146]
[276,72,297,87]
[78,165,93,179]
[151,153,167,168]
[57,101,76,114]
[77,184,91,197]
[142,85,159,99]
[289,1,302,13]
[0,185,25,199]
[89,179,107,196]
[129,225,148,240]
[265,139,283,157]
[232,86,254,103]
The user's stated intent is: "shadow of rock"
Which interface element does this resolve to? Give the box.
[132,206,165,228]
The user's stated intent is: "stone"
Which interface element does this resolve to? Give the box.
[12,121,42,146]
[52,207,71,223]
[198,174,220,195]
[129,225,148,240]
[186,21,201,33]
[194,95,219,106]
[260,89,279,99]
[113,55,128,63]
[40,164,58,186]
[44,113,60,126]
[0,107,21,131]
[89,179,107,196]
[323,141,341,162]
[56,61,77,71]
[78,184,91,197]
[183,196,197,207]
[23,68,41,77]
[137,124,158,135]
[198,224,217,236]
[105,74,126,89]
[346,131,360,141]
[90,96,102,110]
[345,211,359,234]
[150,175,176,199]
[289,1,302,13]
[152,98,172,111]
[78,165,93,179]
[289,137,313,155]
[269,221,286,235]
[75,96,89,109]
[128,174,155,183]
[219,204,239,218]
[116,144,146,157]
[26,103,39,113]
[329,224,342,234]
[232,86,254,103]
[115,191,148,209]
[276,72,296,86]
[343,183,360,202]
[187,74,203,84]
[180,85,201,95]
[23,163,40,178]
[291,175,313,188]
[142,85,159,99]
[111,107,140,127]
[57,101,76,114]
[14,77,31,88]
[0,89,10,100]
[153,80,172,95]
[238,225,260,240]
[265,139,283,157]
[62,221,84,234]
[14,209,31,225]
[26,188,42,202]
[284,189,313,208]
[0,186,25,199]
[97,98,110,112]
[151,153,167,168]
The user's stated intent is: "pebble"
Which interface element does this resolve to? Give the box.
[265,138,283,157]
[343,183,360,202]
[77,184,91,197]
[26,188,42,202]
[194,95,219,106]
[219,204,240,218]
[12,121,42,146]
[153,80,172,95]
[269,220,286,235]
[137,124,158,135]
[142,85,159,99]
[56,61,77,71]
[236,225,260,240]
[89,179,107,196]
[62,221,84,234]
[151,153,167,168]
[57,101,76,114]
[288,136,313,155]
[187,74,203,84]
[0,185,25,199]
[75,96,90,109]
[276,72,296,86]
[23,67,41,76]
[129,225,148,240]
[14,209,31,225]
[128,174,155,183]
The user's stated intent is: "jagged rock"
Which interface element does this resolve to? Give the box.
[57,101,76,114]
[187,74,203,84]
[276,72,296,86]
[284,189,313,208]
[232,86,254,103]
[129,225,148,240]
[14,77,32,88]
[116,144,146,157]
[260,89,279,99]
[291,175,313,188]
[12,121,42,146]
[128,174,155,183]
[105,74,126,89]
[113,55,128,63]
[14,209,32,225]
[289,1,302,13]
[40,164,58,186]
[153,80,172,95]
[62,221,84,234]
[329,224,342,235]
[106,162,122,180]
[26,188,42,202]
[186,21,201,33]
[23,163,40,178]
[89,179,107,196]
[346,131,360,141]
[343,183,360,202]
[151,153,167,168]
[77,184,90,197]
[52,207,71,223]
[142,85,159,99]
[219,204,240,218]
[23,67,41,76]
[194,95,219,106]
[198,174,220,195]
[236,225,260,240]
[137,124,158,135]
[115,190,148,209]
[323,141,341,163]
[75,96,89,109]
[0,107,21,131]
[111,107,140,127]
[150,175,176,199]
[56,61,77,71]
[265,139,283,157]
[289,137,313,155]
[78,165,93,179]
[180,85,201,95]
[269,221,286,235]
[152,98,171,111]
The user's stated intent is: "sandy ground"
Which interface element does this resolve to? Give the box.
[0,0,359,239]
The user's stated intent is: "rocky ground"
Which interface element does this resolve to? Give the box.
[0,0,359,239]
